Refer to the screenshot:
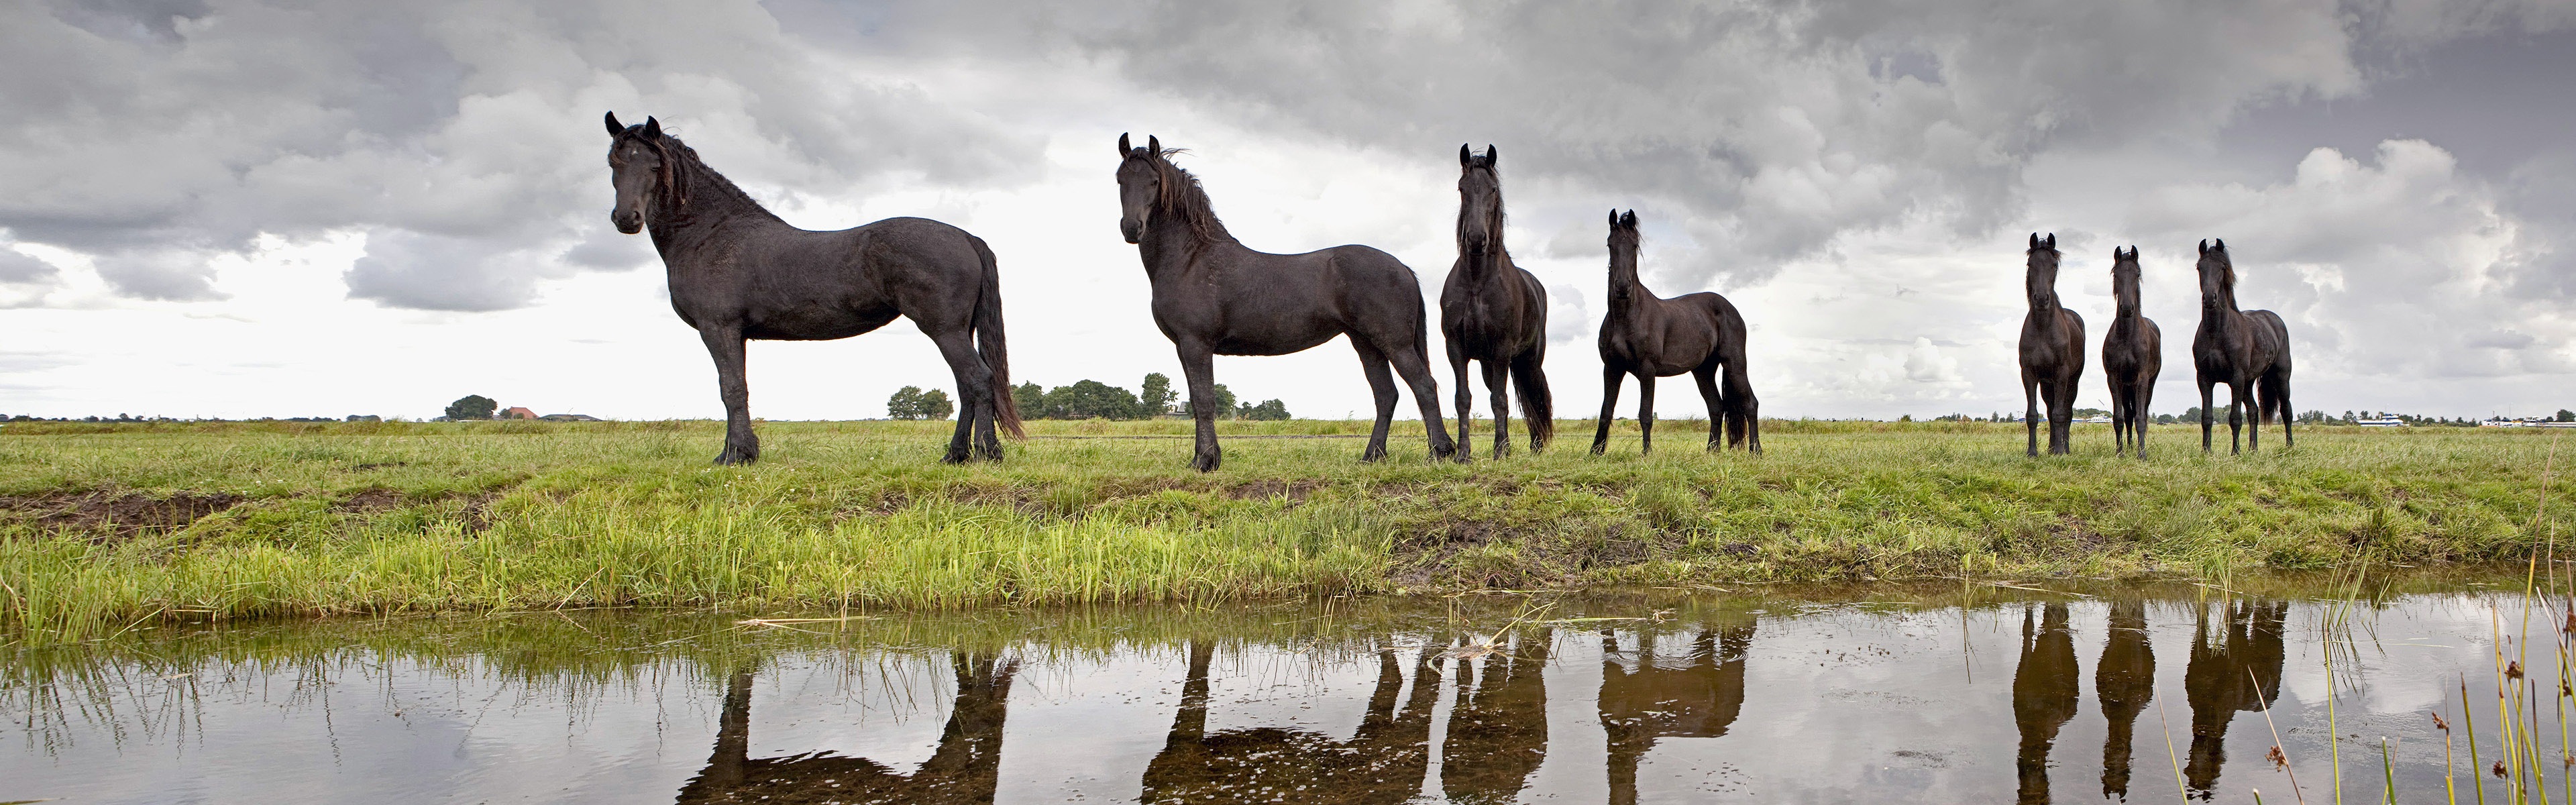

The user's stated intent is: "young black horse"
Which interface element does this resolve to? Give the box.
[1591,210,1760,455]
[602,113,1022,464]
[1114,134,1458,472]
[2019,233,2085,456]
[2101,246,2161,458]
[1441,145,1554,460]
[2191,239,2294,453]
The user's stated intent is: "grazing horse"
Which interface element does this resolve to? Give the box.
[601,113,1021,465]
[2101,246,2162,458]
[2191,239,2294,454]
[1114,134,1458,471]
[2017,233,2085,456]
[1440,144,1554,460]
[1591,210,1761,455]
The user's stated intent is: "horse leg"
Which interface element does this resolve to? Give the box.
[1448,340,1474,460]
[1384,341,1462,462]
[1177,343,1222,472]
[2132,380,2150,460]
[2198,379,2216,454]
[2271,374,2294,449]
[2025,372,2041,458]
[700,325,759,465]
[2226,380,2246,455]
[2110,382,2128,458]
[1591,366,1623,455]
[1723,358,1760,454]
[1693,366,1723,451]
[1352,340,1399,463]
[1635,374,1658,455]
[1483,358,1513,460]
[930,329,995,463]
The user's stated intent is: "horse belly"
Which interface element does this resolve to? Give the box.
[745,305,897,341]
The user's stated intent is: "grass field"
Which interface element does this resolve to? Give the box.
[1,417,2567,642]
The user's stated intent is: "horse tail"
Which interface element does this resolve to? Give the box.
[971,237,1024,439]
[1513,348,1554,449]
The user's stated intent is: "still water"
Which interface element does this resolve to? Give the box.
[7,576,2568,803]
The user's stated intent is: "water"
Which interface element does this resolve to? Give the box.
[7,575,2567,803]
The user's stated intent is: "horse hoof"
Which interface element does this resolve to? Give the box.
[714,451,757,466]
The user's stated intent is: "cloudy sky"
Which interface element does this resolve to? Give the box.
[4,0,2571,423]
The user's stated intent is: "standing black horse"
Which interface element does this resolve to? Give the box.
[1114,134,1457,471]
[2102,246,2162,458]
[1591,210,1760,455]
[602,113,1021,464]
[1441,145,1554,460]
[2018,233,2085,456]
[2192,239,2294,454]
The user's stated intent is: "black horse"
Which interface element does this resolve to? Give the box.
[603,113,1022,465]
[1114,134,1457,471]
[2018,233,2085,456]
[1591,210,1760,455]
[2192,239,2294,454]
[2102,246,2162,458]
[1441,145,1554,460]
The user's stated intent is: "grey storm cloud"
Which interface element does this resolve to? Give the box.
[0,0,1039,311]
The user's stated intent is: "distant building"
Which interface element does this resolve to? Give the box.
[539,413,602,422]
[2357,417,2407,427]
[2076,415,2111,424]
[499,407,537,420]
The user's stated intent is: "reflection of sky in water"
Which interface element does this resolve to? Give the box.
[2,591,2557,804]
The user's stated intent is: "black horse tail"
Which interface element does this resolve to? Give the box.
[971,237,1024,439]
[1513,348,1554,449]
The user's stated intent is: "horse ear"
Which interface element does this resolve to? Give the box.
[2044,233,2055,249]
[1460,144,1473,166]
[1119,132,1132,156]
[641,116,662,140]
[2029,232,2040,249]
[604,111,623,137]
[1485,145,1498,167]
[1148,135,1161,154]
[2213,237,2225,252]
[1621,210,1638,228]
[2198,239,2208,254]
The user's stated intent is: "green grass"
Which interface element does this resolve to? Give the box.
[1,418,2566,642]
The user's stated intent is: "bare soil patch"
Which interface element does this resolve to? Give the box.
[1,490,245,543]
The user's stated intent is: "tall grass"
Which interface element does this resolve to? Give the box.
[3,419,2567,642]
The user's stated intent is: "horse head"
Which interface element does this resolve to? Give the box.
[603,112,676,235]
[1606,209,1642,280]
[2025,232,2061,308]
[1114,133,1164,244]
[1456,144,1503,258]
[2195,238,2235,309]
[2110,246,2141,308]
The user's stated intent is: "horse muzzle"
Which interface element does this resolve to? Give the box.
[612,209,643,235]
[1120,218,1142,244]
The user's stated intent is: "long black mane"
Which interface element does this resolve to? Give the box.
[1145,149,1234,246]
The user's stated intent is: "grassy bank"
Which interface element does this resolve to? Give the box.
[2,418,2566,641]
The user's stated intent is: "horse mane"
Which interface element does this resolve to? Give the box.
[1150,150,1235,245]
[631,128,784,226]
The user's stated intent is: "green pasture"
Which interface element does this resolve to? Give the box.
[1,418,2566,642]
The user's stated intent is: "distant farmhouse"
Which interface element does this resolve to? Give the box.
[498,407,537,420]
[2479,417,2576,429]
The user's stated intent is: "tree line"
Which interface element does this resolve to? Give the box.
[994,373,1289,421]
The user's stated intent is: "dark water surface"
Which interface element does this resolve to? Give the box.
[8,574,2568,803]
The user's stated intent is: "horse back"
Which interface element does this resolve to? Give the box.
[718,216,984,339]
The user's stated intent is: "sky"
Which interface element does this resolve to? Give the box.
[3,0,2571,423]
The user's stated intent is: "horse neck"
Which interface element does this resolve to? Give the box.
[1136,204,1223,282]
[644,147,781,252]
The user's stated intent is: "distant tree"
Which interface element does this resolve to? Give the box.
[2154,413,2176,425]
[1898,414,1913,423]
[1207,384,1238,419]
[2179,406,2203,423]
[2560,409,2574,423]
[1012,382,1046,418]
[445,394,497,421]
[1043,380,1142,419]
[2072,407,2107,419]
[885,386,954,420]
[2295,410,2327,424]
[1240,398,1291,421]
[1138,373,1177,417]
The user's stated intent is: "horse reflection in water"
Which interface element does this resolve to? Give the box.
[2096,601,2157,801]
[1440,631,1552,803]
[1597,619,1756,805]
[2184,600,2288,798]
[2012,604,2080,805]
[1140,638,1447,804]
[674,651,1018,804]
